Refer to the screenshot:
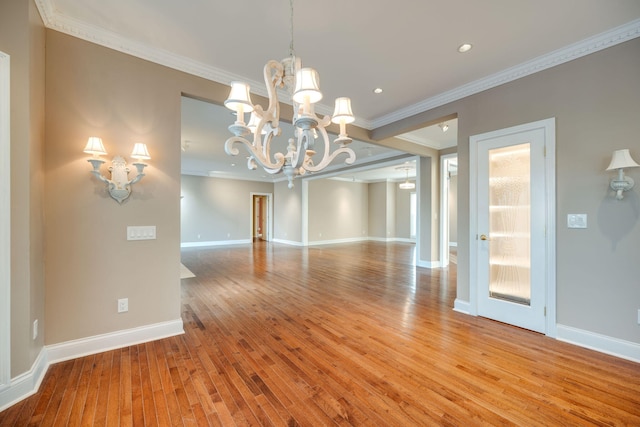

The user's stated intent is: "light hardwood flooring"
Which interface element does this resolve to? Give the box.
[1,241,639,426]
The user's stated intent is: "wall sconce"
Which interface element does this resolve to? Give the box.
[83,137,151,204]
[606,149,639,200]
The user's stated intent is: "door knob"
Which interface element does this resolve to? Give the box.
[480,234,490,241]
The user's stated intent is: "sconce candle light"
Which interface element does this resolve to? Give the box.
[83,137,151,204]
[606,148,639,200]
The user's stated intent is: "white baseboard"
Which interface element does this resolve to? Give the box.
[0,348,48,412]
[0,319,184,412]
[181,239,251,248]
[308,237,368,246]
[47,318,184,364]
[272,238,304,246]
[416,259,441,269]
[556,324,640,363]
[453,298,471,314]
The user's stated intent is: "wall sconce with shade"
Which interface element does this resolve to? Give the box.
[84,137,151,204]
[606,149,639,200]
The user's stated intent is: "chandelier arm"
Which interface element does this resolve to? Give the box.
[224,135,286,172]
[303,146,356,172]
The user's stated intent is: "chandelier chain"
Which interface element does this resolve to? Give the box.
[289,0,295,57]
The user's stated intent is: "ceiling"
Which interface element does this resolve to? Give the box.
[37,1,640,182]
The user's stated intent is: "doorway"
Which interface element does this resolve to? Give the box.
[251,193,272,242]
[440,154,457,267]
[469,118,556,335]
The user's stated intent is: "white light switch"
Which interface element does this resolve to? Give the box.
[127,225,156,240]
[567,214,587,229]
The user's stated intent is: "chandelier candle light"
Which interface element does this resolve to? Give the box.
[223,0,356,188]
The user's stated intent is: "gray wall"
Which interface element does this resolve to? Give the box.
[395,184,414,239]
[273,180,303,243]
[307,179,368,242]
[180,175,274,243]
[449,173,458,244]
[368,182,389,239]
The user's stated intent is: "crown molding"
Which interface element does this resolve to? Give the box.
[34,1,639,131]
[371,18,640,129]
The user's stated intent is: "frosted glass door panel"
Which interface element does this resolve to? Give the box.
[488,143,531,305]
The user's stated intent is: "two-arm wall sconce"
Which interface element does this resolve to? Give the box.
[606,149,639,200]
[83,137,151,204]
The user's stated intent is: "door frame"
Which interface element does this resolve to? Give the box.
[440,153,457,267]
[250,192,272,242]
[469,118,557,337]
[0,51,11,388]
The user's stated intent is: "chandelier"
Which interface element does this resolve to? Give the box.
[223,0,356,188]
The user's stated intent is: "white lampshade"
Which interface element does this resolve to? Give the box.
[606,149,640,171]
[331,97,355,124]
[83,137,107,156]
[224,81,254,113]
[131,143,151,160]
[247,112,266,135]
[292,68,322,104]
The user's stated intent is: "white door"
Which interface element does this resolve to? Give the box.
[471,119,554,334]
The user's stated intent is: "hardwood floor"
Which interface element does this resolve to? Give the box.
[2,241,639,426]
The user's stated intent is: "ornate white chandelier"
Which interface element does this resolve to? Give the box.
[223,0,356,188]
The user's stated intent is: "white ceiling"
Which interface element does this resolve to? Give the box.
[37,1,640,182]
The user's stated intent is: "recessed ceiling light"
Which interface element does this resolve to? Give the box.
[231,163,236,167]
[458,43,472,53]
[373,88,383,94]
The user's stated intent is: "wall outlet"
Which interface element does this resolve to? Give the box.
[32,319,38,340]
[118,298,129,313]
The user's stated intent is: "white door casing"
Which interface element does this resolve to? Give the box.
[469,118,556,336]
[0,51,11,388]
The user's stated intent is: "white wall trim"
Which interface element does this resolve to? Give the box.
[0,348,48,412]
[47,319,184,364]
[453,299,471,315]
[181,239,251,248]
[416,260,441,269]
[0,320,183,412]
[33,1,640,130]
[0,51,10,390]
[271,238,304,247]
[308,237,369,246]
[556,325,640,364]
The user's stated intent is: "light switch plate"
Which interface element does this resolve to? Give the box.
[567,214,587,229]
[127,225,156,240]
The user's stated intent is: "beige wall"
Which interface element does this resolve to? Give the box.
[0,0,46,377]
[307,179,368,242]
[180,175,274,243]
[44,30,233,344]
[273,181,303,243]
[395,184,414,239]
[367,182,388,239]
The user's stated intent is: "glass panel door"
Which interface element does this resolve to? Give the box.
[488,143,531,305]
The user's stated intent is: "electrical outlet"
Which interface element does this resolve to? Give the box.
[118,298,128,313]
[32,319,38,340]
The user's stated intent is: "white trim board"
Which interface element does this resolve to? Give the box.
[181,239,251,248]
[0,319,184,412]
[0,51,10,390]
[556,324,640,364]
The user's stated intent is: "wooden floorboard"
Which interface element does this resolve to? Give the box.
[2,241,639,426]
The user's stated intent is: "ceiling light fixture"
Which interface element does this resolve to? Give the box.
[438,122,449,132]
[458,43,473,53]
[397,165,415,190]
[223,0,356,189]
[373,88,383,94]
